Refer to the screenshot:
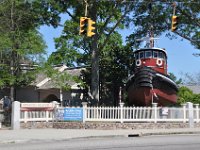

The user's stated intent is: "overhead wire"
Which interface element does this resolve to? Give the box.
[95,0,200,4]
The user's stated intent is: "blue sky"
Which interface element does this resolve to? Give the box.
[39,16,200,79]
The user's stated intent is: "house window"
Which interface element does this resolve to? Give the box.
[145,51,152,58]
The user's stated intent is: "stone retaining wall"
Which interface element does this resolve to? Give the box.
[20,121,200,129]
[53,122,200,130]
[21,122,53,129]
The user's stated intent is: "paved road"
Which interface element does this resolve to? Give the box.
[1,128,200,143]
[1,134,200,150]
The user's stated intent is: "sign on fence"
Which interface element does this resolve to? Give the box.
[64,108,83,121]
[55,109,65,120]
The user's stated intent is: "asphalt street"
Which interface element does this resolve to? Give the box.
[1,134,200,150]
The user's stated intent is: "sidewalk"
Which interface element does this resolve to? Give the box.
[1,128,200,144]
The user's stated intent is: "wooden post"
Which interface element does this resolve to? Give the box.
[82,102,88,123]
[195,104,199,123]
[187,102,194,128]
[46,111,49,122]
[182,104,187,123]
[152,103,158,123]
[119,102,124,123]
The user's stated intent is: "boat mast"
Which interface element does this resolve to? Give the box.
[149,25,154,48]
[148,0,154,48]
[136,2,158,48]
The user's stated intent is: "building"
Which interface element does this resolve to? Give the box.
[0,65,88,106]
[184,85,200,94]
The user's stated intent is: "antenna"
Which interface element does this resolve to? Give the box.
[136,3,159,48]
[136,37,159,48]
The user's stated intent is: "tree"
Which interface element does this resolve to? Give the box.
[177,86,200,105]
[46,1,135,104]
[177,86,194,104]
[0,0,61,101]
[43,1,199,105]
[181,72,200,85]
[39,63,82,105]
[168,72,183,85]
[127,1,200,51]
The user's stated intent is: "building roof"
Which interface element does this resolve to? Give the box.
[32,65,86,90]
[182,85,200,94]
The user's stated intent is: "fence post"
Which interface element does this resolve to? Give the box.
[0,110,3,129]
[82,102,87,123]
[195,104,199,123]
[11,101,20,130]
[119,102,124,123]
[182,104,186,123]
[187,102,194,128]
[0,111,2,128]
[46,111,49,122]
[152,103,158,123]
[24,111,28,123]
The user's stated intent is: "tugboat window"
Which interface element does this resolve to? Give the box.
[153,51,158,58]
[139,51,144,59]
[145,51,152,58]
[135,53,139,60]
[158,52,164,58]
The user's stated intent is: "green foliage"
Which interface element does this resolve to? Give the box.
[168,72,183,85]
[99,33,133,105]
[40,63,82,91]
[177,86,200,105]
[44,1,136,104]
[43,1,200,104]
[0,0,198,103]
[127,1,200,50]
[0,0,62,90]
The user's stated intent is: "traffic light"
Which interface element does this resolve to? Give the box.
[171,15,178,32]
[87,18,96,37]
[79,17,88,35]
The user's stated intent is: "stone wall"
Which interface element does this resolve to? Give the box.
[21,122,53,129]
[20,121,200,129]
[53,122,200,130]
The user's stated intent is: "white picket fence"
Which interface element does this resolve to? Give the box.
[19,102,58,123]
[18,102,200,123]
[20,110,54,123]
[83,103,200,123]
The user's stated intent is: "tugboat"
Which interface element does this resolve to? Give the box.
[126,38,178,106]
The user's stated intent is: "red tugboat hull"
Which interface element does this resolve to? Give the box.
[128,87,177,106]
[126,67,178,106]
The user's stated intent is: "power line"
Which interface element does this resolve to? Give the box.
[95,0,200,4]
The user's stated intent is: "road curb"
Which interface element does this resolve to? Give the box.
[139,131,200,136]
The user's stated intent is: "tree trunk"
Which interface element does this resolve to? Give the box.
[90,2,99,104]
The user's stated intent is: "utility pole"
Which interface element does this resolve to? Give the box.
[10,0,16,102]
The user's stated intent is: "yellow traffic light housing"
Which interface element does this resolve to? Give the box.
[87,18,96,37]
[79,17,88,35]
[171,15,178,32]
